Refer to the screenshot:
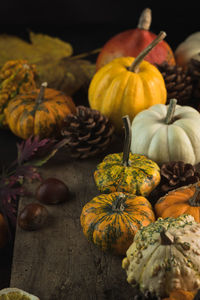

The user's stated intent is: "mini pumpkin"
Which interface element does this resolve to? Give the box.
[131,98,200,166]
[122,214,200,298]
[80,191,155,255]
[94,116,160,196]
[4,82,76,139]
[175,32,200,67]
[155,182,200,222]
[96,8,175,70]
[0,59,37,127]
[89,32,167,131]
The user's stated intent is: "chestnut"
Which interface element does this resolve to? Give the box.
[18,203,48,231]
[36,177,70,205]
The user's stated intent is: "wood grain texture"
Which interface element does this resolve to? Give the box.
[10,142,136,300]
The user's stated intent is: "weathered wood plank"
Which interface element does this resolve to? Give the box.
[10,145,135,300]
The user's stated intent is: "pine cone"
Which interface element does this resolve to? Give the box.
[188,58,200,100]
[149,161,200,205]
[61,106,114,159]
[160,161,200,192]
[157,62,193,105]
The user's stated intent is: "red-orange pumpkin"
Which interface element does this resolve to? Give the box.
[96,8,175,70]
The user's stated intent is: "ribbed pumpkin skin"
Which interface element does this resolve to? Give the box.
[80,192,155,255]
[0,60,36,127]
[94,153,160,197]
[5,88,76,139]
[155,183,200,222]
[131,103,200,166]
[89,57,167,131]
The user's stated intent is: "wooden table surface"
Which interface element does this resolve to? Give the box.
[9,140,137,300]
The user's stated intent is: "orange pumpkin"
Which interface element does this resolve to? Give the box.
[5,82,76,139]
[80,192,155,255]
[155,182,200,222]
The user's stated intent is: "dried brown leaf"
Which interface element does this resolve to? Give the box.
[0,32,95,96]
[29,31,73,60]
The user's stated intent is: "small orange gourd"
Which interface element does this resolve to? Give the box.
[80,192,155,255]
[155,182,200,222]
[5,82,76,139]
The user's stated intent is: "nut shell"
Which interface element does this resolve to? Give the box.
[36,177,70,204]
[18,203,48,231]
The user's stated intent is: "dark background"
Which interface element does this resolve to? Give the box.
[0,1,199,54]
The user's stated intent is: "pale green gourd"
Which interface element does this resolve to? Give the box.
[122,214,200,298]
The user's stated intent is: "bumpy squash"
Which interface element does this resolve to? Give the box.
[122,214,200,298]
[80,192,155,255]
[4,82,76,139]
[0,60,36,127]
[131,98,200,166]
[94,116,160,196]
[155,182,200,223]
[96,8,175,70]
[89,32,167,131]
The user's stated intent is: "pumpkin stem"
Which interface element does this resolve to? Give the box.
[160,228,174,245]
[36,82,48,104]
[122,115,132,167]
[188,184,200,206]
[165,98,177,124]
[112,193,126,212]
[137,8,152,30]
[128,31,166,73]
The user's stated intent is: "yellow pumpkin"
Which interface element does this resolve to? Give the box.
[89,31,167,131]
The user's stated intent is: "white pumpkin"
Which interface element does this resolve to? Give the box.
[131,99,200,166]
[175,32,200,67]
[122,214,200,298]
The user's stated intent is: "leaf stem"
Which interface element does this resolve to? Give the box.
[70,48,102,60]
